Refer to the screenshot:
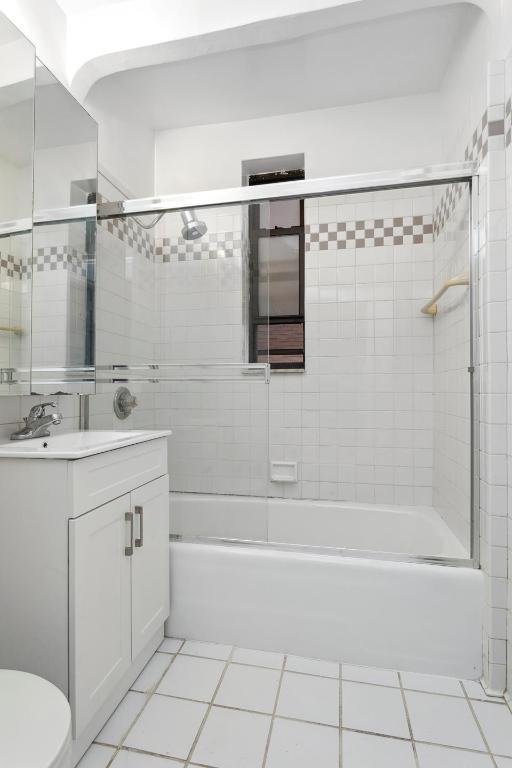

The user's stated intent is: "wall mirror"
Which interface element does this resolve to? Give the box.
[31,59,97,394]
[0,15,35,395]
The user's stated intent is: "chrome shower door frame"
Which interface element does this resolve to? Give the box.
[96,161,480,569]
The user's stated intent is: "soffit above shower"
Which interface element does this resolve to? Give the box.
[85,2,479,131]
[55,0,127,13]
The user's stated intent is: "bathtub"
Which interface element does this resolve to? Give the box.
[170,493,468,559]
[166,493,483,679]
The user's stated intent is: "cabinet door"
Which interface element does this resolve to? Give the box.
[70,494,132,736]
[131,475,170,659]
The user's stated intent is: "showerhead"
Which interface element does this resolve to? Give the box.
[181,209,207,240]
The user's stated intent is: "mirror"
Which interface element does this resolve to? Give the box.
[0,14,35,395]
[31,60,97,394]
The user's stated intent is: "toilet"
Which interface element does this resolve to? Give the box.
[0,670,72,768]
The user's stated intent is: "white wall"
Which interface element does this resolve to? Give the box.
[155,93,441,194]
[84,95,155,198]
[34,142,97,210]
[438,4,491,162]
[0,0,67,84]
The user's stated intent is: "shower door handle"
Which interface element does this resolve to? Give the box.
[135,505,144,548]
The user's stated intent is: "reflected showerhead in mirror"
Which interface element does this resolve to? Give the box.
[180,209,207,240]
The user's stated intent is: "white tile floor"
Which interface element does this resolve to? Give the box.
[79,638,512,768]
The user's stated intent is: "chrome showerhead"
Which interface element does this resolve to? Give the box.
[181,209,207,240]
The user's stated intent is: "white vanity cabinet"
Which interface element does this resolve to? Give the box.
[70,474,169,735]
[0,431,170,764]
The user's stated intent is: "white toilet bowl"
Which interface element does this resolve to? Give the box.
[0,670,72,768]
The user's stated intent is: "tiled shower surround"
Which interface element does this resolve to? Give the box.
[432,184,472,550]
[149,189,470,534]
[275,191,437,509]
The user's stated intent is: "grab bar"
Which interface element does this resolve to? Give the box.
[0,325,23,335]
[421,272,469,316]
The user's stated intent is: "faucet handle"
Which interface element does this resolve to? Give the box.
[27,401,58,422]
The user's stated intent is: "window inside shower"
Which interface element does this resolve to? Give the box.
[248,169,305,370]
[93,171,476,566]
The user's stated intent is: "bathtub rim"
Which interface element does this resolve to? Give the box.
[169,533,477,569]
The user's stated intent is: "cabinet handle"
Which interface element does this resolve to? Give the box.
[125,511,134,556]
[135,505,144,548]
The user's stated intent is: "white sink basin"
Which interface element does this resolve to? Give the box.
[0,430,171,459]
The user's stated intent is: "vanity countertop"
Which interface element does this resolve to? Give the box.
[0,430,172,459]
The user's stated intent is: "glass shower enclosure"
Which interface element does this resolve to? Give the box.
[94,162,478,568]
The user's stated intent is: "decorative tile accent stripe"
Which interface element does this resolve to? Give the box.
[306,216,433,249]
[434,106,506,237]
[34,246,88,277]
[0,252,23,279]
[433,183,467,238]
[155,218,433,261]
[102,217,154,261]
[98,194,154,261]
[464,110,489,163]
[155,231,243,262]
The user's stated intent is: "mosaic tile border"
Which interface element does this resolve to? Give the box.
[102,217,154,261]
[306,216,433,249]
[155,218,433,262]
[155,231,243,262]
[0,252,23,280]
[34,246,88,277]
[434,107,506,236]
[98,194,154,261]
[433,182,468,238]
[463,109,490,164]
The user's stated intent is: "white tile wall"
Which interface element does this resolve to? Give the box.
[152,190,477,532]
[432,183,472,550]
[89,176,158,432]
[153,207,269,496]
[505,57,512,699]
[271,189,435,506]
[476,63,509,694]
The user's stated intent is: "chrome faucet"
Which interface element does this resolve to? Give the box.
[10,402,63,441]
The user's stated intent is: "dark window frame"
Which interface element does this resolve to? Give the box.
[248,169,305,370]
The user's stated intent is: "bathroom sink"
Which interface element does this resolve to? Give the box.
[0,430,172,459]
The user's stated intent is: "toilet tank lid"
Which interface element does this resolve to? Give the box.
[0,670,71,768]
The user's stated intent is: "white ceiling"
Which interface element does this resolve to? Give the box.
[55,0,127,14]
[87,3,476,131]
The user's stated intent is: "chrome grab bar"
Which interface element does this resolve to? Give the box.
[421,272,469,316]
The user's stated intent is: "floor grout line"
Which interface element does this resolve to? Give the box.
[182,645,235,767]
[461,679,507,704]
[462,683,499,768]
[101,639,185,767]
[261,652,287,768]
[398,671,420,768]
[170,645,507,702]
[94,726,512,762]
[116,744,186,763]
[90,640,512,767]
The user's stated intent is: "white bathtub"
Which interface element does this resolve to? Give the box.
[166,493,484,679]
[170,493,468,559]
